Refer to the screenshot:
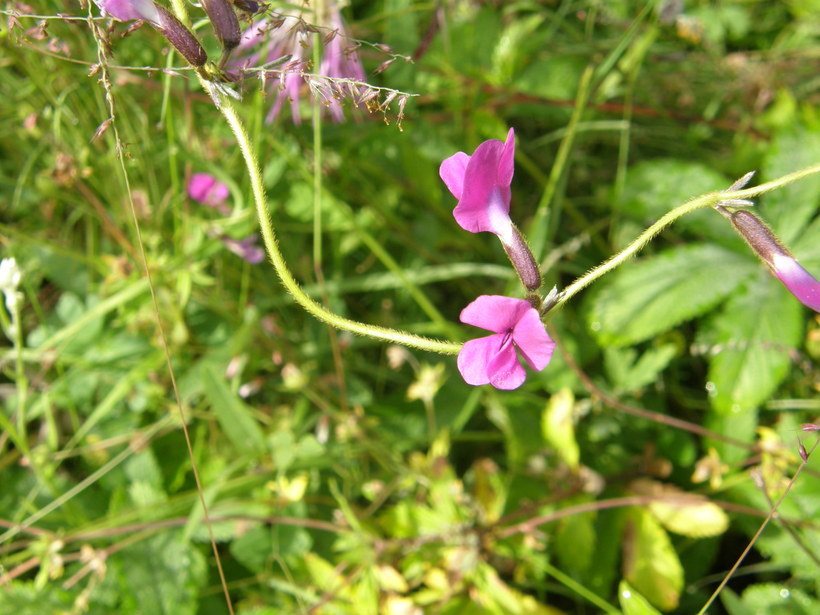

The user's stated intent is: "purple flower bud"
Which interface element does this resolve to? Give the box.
[502,226,541,291]
[202,0,240,53]
[726,209,820,312]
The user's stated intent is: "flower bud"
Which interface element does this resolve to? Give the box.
[153,4,207,67]
[501,226,541,291]
[230,0,259,14]
[727,209,820,312]
[202,0,241,53]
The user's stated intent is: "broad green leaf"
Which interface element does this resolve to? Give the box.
[554,506,596,577]
[231,524,312,573]
[759,129,820,245]
[604,343,678,394]
[589,244,755,346]
[201,362,267,456]
[105,531,206,615]
[542,388,580,469]
[615,159,731,241]
[700,273,803,414]
[623,509,683,611]
[724,584,818,615]
[619,581,663,615]
[0,582,74,615]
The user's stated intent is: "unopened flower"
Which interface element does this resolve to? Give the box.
[440,129,541,290]
[99,0,207,67]
[723,209,820,312]
[457,295,555,390]
[188,172,231,214]
[233,1,365,123]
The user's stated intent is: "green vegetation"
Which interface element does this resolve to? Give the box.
[1,1,818,613]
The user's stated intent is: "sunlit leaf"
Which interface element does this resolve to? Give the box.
[622,509,683,611]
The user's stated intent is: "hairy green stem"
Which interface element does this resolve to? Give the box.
[552,162,820,310]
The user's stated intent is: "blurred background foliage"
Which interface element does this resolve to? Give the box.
[0,0,818,613]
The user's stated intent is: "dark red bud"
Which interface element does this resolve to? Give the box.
[727,210,790,271]
[153,4,207,67]
[502,226,541,291]
[203,0,241,52]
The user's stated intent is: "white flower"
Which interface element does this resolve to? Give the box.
[0,258,21,293]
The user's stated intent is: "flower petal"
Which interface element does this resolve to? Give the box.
[459,295,532,334]
[497,128,515,187]
[101,0,160,24]
[453,139,512,234]
[512,308,555,372]
[457,334,503,386]
[486,336,527,390]
[439,152,470,200]
[773,254,820,312]
[188,173,229,207]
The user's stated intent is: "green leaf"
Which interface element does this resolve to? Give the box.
[722,584,818,615]
[623,509,683,611]
[589,244,756,346]
[542,388,580,469]
[0,582,74,615]
[604,343,678,394]
[105,531,206,615]
[700,273,803,413]
[759,129,820,245]
[231,524,312,573]
[615,159,731,240]
[618,581,663,615]
[554,506,596,578]
[201,362,267,456]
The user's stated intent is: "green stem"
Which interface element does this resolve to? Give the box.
[552,162,820,310]
[220,102,460,353]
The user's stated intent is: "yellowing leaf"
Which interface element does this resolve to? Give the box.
[619,581,663,615]
[623,509,683,611]
[542,388,580,469]
[631,478,730,538]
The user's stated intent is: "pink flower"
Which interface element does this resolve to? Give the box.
[440,129,541,290]
[233,2,365,124]
[222,235,265,264]
[188,173,230,213]
[440,128,516,244]
[772,253,820,312]
[457,295,555,390]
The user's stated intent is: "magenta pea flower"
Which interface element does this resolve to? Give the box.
[440,129,541,290]
[188,172,231,214]
[232,2,365,124]
[222,235,265,264]
[458,295,555,390]
[440,128,516,242]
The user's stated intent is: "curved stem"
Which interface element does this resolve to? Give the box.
[217,103,460,354]
[552,162,820,310]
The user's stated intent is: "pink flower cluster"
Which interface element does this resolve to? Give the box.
[441,130,555,389]
[233,3,365,124]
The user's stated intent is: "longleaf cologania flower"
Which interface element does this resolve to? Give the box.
[458,295,555,390]
[440,129,541,290]
[232,1,365,123]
